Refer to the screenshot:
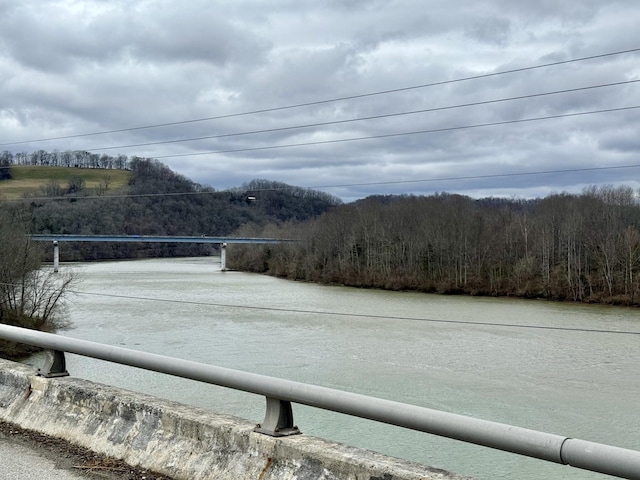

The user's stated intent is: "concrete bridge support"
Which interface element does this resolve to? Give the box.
[48,240,229,273]
[53,241,59,273]
[220,242,227,271]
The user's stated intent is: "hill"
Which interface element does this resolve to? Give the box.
[2,158,341,261]
[0,166,130,200]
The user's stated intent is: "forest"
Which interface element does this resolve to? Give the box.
[4,151,640,305]
[2,156,341,260]
[228,185,640,305]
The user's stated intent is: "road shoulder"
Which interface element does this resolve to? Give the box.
[0,420,174,480]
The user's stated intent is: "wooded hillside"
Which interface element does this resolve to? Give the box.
[6,152,640,305]
[229,186,640,305]
[3,157,341,260]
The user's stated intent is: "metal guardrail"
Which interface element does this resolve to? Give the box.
[1,323,639,479]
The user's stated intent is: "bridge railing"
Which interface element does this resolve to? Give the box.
[1,323,639,479]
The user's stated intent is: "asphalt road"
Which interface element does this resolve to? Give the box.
[0,421,172,480]
[0,436,88,480]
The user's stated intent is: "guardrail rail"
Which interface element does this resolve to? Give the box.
[0,324,638,479]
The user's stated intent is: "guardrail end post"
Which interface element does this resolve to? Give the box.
[37,349,70,378]
[254,397,301,437]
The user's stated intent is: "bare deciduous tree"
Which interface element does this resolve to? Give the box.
[0,208,76,359]
[229,188,640,305]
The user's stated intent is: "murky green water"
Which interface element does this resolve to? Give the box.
[43,257,640,479]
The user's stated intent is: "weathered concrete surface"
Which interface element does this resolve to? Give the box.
[0,359,471,480]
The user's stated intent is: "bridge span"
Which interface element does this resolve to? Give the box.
[29,234,294,244]
[29,234,295,271]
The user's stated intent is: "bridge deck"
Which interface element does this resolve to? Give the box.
[30,234,292,244]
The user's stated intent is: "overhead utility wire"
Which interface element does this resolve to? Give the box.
[8,163,640,203]
[87,79,640,152]
[1,47,638,147]
[5,106,640,203]
[308,163,640,190]
[154,105,640,158]
[64,288,640,336]
[5,279,636,335]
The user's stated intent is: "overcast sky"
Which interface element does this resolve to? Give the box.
[1,1,639,202]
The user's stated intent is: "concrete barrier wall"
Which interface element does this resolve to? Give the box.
[0,359,470,480]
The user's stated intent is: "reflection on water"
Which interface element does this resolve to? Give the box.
[36,257,640,480]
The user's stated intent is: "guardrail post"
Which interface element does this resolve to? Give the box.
[37,349,69,378]
[254,397,301,437]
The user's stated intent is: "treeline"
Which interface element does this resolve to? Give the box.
[22,158,341,260]
[1,149,130,171]
[228,185,640,305]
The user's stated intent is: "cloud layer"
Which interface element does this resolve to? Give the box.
[1,0,639,201]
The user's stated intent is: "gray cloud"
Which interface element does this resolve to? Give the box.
[1,0,639,202]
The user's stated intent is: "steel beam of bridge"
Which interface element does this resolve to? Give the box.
[29,234,293,244]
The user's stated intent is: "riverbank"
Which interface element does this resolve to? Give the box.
[238,265,640,308]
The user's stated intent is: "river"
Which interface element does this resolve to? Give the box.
[36,257,640,479]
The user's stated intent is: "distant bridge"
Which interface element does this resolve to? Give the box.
[29,234,296,271]
[29,234,294,244]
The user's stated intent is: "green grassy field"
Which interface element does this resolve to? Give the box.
[0,166,131,200]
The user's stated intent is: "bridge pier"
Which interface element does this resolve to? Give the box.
[28,235,295,273]
[53,241,59,273]
[220,242,227,271]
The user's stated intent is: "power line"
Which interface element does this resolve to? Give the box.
[6,278,638,334]
[7,163,640,204]
[154,105,640,158]
[4,103,639,203]
[1,47,638,147]
[86,79,640,152]
[66,288,640,336]
[306,164,640,190]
